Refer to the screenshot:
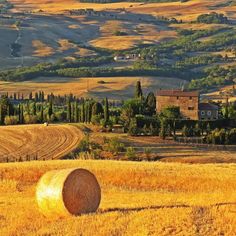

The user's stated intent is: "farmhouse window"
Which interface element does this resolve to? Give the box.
[189,96,192,100]
[188,107,194,110]
[177,96,179,100]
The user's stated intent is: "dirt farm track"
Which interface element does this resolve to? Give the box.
[0,124,83,162]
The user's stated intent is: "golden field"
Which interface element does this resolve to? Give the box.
[203,84,236,103]
[0,124,83,162]
[0,76,185,100]
[10,0,236,21]
[0,160,236,235]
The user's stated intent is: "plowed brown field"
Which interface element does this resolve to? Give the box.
[0,124,83,162]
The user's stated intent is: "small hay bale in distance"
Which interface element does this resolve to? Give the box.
[36,168,101,217]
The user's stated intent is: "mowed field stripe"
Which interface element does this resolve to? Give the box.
[0,124,83,161]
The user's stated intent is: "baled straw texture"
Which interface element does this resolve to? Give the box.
[36,168,101,217]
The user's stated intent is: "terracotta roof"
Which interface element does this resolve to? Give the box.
[156,90,199,97]
[199,103,219,110]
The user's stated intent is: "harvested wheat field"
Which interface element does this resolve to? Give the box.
[10,0,141,13]
[0,124,83,162]
[0,76,185,100]
[0,160,236,235]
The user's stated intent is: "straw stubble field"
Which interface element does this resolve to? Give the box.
[0,160,235,235]
[0,124,83,162]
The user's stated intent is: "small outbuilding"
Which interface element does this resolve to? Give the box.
[112,124,125,133]
[198,103,219,120]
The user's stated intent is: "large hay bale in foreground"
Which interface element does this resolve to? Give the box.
[36,168,101,217]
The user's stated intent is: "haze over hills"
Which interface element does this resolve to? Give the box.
[0,0,236,98]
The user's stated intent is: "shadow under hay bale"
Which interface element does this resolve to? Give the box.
[36,168,101,217]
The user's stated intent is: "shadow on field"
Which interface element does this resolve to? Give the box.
[99,202,236,214]
[99,204,191,214]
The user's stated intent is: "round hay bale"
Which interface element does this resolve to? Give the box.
[36,168,101,217]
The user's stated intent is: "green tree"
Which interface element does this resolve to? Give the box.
[145,92,156,116]
[67,99,71,122]
[32,102,36,116]
[128,118,139,136]
[121,104,134,128]
[194,123,201,136]
[125,147,136,160]
[104,97,109,124]
[206,123,211,134]
[135,81,143,99]
[182,125,189,137]
[48,100,53,118]
[40,104,44,122]
[0,95,13,120]
[161,106,181,120]
[81,100,85,123]
[91,102,104,117]
[74,101,78,123]
[160,119,167,139]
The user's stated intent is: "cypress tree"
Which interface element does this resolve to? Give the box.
[78,107,81,122]
[35,92,39,102]
[42,91,45,102]
[18,104,21,124]
[81,100,85,123]
[67,99,71,122]
[40,104,44,122]
[135,81,143,99]
[91,102,104,117]
[26,101,30,115]
[104,97,109,124]
[7,105,10,116]
[29,92,33,100]
[32,102,36,116]
[84,102,88,123]
[21,104,24,124]
[71,102,74,122]
[145,92,156,115]
[48,100,53,118]
[74,101,78,123]
[39,91,42,102]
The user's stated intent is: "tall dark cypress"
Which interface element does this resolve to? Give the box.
[135,81,143,99]
[67,99,71,122]
[42,91,45,102]
[18,104,21,123]
[48,100,53,118]
[71,102,74,122]
[74,101,78,123]
[81,99,85,123]
[104,97,109,123]
[29,92,33,100]
[32,102,36,116]
[35,92,39,102]
[40,104,44,122]
[21,104,24,124]
[7,105,10,116]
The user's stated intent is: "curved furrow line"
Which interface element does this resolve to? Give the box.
[0,124,84,162]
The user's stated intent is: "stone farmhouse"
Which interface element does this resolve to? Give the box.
[156,90,219,120]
